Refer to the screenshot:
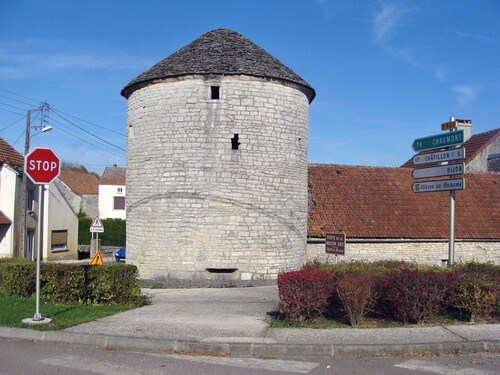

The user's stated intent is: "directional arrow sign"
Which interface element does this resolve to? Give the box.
[412,162,465,179]
[412,130,464,152]
[412,148,465,166]
[412,178,465,193]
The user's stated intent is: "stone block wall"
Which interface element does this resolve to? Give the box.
[126,75,310,281]
[307,240,500,266]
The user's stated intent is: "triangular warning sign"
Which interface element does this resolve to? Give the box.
[91,216,103,228]
[90,250,103,266]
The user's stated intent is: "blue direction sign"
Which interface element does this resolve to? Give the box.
[412,130,464,152]
[412,178,465,193]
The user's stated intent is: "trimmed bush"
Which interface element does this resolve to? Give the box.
[451,271,499,323]
[0,259,35,297]
[0,259,143,305]
[86,264,142,304]
[336,274,378,326]
[304,260,414,276]
[277,269,335,322]
[382,269,449,324]
[41,263,88,303]
[78,217,126,246]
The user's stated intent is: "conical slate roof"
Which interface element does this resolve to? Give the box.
[121,29,315,102]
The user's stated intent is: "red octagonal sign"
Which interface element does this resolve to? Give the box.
[25,147,61,184]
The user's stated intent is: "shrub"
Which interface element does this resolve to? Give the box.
[336,274,378,326]
[277,269,335,322]
[382,269,449,324]
[86,264,143,304]
[78,217,126,246]
[0,259,35,297]
[450,271,498,323]
[0,259,144,306]
[41,263,88,303]
[303,260,414,276]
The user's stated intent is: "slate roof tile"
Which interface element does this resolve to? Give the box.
[121,29,315,102]
[100,166,126,185]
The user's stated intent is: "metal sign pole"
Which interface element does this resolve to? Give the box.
[34,184,44,321]
[449,189,455,265]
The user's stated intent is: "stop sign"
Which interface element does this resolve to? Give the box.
[24,147,61,184]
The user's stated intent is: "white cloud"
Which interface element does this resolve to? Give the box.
[0,39,153,79]
[448,30,498,45]
[373,1,413,44]
[452,85,478,105]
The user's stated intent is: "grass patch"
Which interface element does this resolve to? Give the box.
[0,293,141,331]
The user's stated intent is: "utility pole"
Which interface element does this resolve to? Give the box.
[18,104,51,259]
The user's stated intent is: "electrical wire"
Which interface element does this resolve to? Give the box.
[50,108,125,152]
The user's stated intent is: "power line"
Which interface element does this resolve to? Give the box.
[50,118,125,158]
[50,106,125,136]
[0,114,26,132]
[50,108,125,152]
[0,89,40,107]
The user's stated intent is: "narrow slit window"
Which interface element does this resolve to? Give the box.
[231,134,240,150]
[211,86,220,100]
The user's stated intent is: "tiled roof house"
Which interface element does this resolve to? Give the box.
[56,169,100,218]
[308,164,500,240]
[307,124,500,266]
[0,137,24,256]
[99,166,126,219]
[307,164,499,265]
[1,137,79,260]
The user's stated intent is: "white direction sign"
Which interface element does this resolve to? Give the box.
[412,148,465,166]
[412,178,465,193]
[412,162,465,179]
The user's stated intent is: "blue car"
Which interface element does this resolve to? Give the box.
[114,247,126,262]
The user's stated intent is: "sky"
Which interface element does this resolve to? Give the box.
[0,0,499,175]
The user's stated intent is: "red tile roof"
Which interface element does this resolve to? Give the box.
[0,137,24,171]
[59,169,99,195]
[308,164,500,240]
[401,128,500,169]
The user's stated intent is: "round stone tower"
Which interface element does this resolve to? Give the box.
[121,29,315,284]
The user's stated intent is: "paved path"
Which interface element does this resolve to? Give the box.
[1,286,499,359]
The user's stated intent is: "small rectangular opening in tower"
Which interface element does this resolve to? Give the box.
[231,134,240,150]
[211,86,220,100]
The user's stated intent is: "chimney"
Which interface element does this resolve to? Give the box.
[451,117,472,141]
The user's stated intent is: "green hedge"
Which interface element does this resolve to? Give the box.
[0,260,144,305]
[78,217,126,246]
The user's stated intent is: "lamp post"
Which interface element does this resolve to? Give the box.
[18,103,52,259]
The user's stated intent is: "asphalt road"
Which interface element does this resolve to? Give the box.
[1,338,499,375]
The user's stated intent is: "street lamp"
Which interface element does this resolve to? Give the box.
[18,103,52,259]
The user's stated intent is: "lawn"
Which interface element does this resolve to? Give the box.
[0,293,139,331]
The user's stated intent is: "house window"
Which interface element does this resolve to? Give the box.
[51,230,68,252]
[114,196,125,210]
[27,189,35,211]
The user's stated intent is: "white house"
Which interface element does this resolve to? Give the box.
[98,166,126,220]
[0,137,78,260]
[0,137,23,258]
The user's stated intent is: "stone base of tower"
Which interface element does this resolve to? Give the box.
[135,267,288,288]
